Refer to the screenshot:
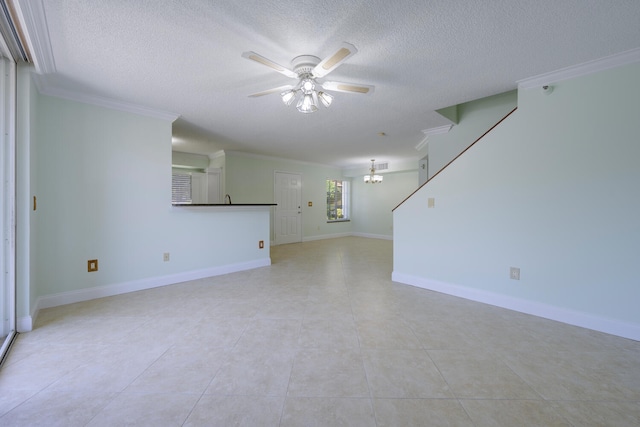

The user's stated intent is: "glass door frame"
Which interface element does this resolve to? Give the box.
[0,31,17,367]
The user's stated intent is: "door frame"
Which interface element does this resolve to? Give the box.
[273,170,303,245]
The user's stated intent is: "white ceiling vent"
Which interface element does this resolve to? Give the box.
[374,162,388,171]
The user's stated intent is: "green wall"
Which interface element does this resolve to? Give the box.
[16,64,39,326]
[225,152,419,241]
[393,62,640,339]
[352,170,419,239]
[172,151,210,169]
[427,91,517,180]
[18,85,421,326]
[22,92,270,324]
[225,152,354,240]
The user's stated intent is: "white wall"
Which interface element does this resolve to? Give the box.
[393,62,640,340]
[26,93,270,322]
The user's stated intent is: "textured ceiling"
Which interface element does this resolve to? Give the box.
[26,0,640,168]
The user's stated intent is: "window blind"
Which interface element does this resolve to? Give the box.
[172,173,192,204]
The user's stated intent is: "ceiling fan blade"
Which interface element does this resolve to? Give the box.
[312,42,358,78]
[248,85,295,97]
[241,51,298,79]
[322,81,375,95]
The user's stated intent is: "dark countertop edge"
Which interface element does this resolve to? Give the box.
[172,203,276,206]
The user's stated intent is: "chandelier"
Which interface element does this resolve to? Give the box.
[364,159,383,184]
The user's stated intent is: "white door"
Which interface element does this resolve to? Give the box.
[275,172,302,244]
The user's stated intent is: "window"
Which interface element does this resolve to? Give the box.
[172,173,192,204]
[326,179,350,221]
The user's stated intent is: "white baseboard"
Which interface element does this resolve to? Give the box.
[17,316,33,333]
[24,258,271,331]
[303,232,392,242]
[392,272,640,342]
[351,232,393,241]
[303,232,353,242]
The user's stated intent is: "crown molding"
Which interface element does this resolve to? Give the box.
[16,0,178,122]
[518,48,640,90]
[208,150,226,160]
[33,75,179,122]
[423,124,454,136]
[224,150,341,170]
[415,124,453,151]
[14,0,55,74]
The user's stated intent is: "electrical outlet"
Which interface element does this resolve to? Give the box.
[510,267,520,280]
[428,197,435,208]
[88,259,98,272]
[259,240,264,249]
[163,252,170,262]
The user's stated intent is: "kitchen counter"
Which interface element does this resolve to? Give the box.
[173,203,276,206]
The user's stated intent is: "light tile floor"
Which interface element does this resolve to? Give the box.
[1,237,639,426]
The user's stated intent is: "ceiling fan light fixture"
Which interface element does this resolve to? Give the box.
[297,92,318,113]
[300,78,315,94]
[281,89,297,106]
[242,43,374,114]
[318,91,333,108]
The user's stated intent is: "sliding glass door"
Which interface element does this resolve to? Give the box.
[0,30,17,366]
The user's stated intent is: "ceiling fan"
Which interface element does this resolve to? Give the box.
[241,42,374,113]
